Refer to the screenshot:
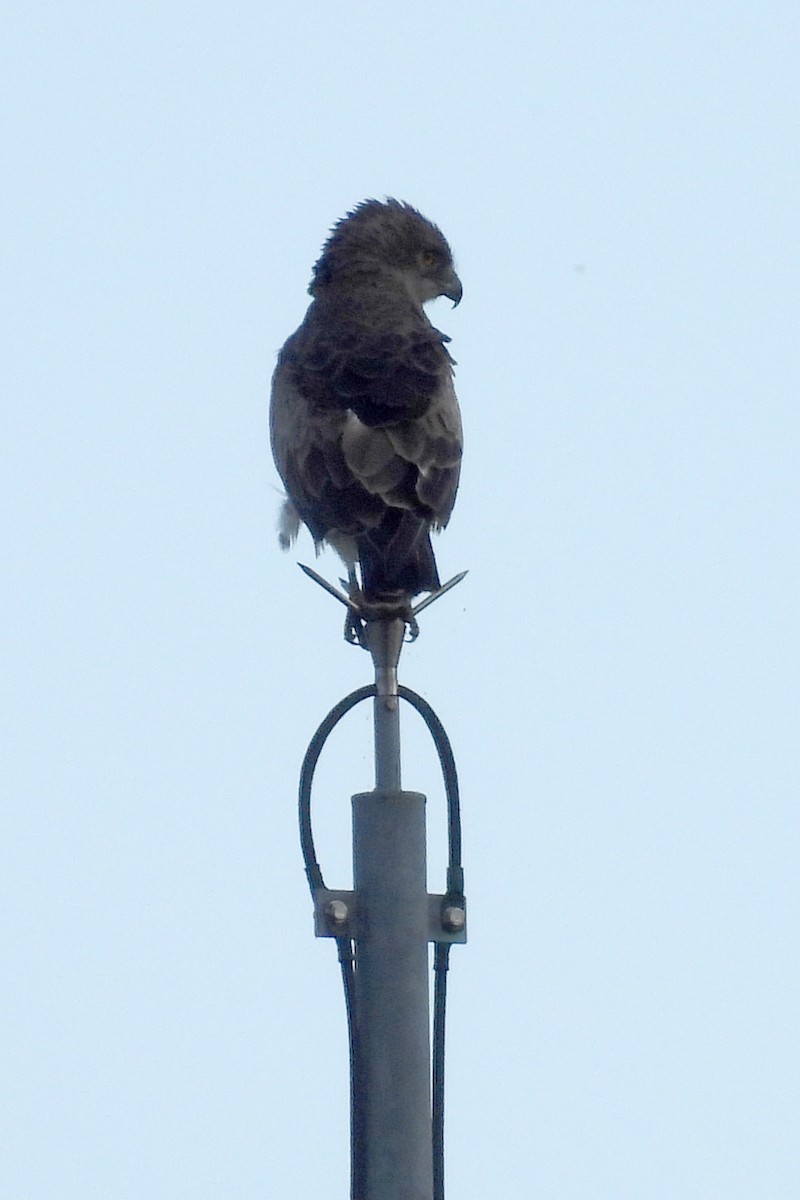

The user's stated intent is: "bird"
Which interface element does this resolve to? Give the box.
[269,198,463,624]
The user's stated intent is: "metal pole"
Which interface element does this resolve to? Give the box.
[351,617,434,1200]
[366,617,405,791]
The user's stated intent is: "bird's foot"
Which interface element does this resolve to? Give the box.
[343,609,369,648]
[298,562,466,646]
[339,577,420,645]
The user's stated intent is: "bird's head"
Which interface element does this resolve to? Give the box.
[310,198,462,308]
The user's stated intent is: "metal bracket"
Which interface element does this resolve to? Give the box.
[313,887,467,944]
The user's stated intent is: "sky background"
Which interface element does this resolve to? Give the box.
[3,2,799,1196]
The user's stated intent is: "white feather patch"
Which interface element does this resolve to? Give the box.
[278,498,301,550]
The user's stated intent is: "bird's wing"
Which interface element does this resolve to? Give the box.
[341,369,462,526]
[270,351,385,543]
[272,299,462,541]
[290,294,452,426]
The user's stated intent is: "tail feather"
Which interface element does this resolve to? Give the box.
[358,514,440,602]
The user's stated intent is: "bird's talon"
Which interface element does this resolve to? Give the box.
[344,610,369,648]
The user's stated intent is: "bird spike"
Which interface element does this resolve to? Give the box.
[411,570,469,616]
[297,562,360,611]
[297,563,468,647]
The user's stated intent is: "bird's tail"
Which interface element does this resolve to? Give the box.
[357,514,440,603]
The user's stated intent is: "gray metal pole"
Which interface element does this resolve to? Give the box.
[352,617,433,1200]
[366,616,405,791]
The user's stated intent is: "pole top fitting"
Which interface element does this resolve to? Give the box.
[364,616,405,674]
[364,616,406,699]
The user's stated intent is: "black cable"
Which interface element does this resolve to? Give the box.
[298,685,374,1200]
[396,686,462,870]
[298,684,374,893]
[336,936,365,1200]
[432,941,451,1200]
[398,687,464,1200]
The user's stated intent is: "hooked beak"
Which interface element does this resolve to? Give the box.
[442,268,463,307]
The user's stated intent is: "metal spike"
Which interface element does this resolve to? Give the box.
[297,563,361,611]
[411,570,469,617]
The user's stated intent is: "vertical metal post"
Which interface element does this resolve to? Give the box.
[351,617,434,1200]
[367,617,405,791]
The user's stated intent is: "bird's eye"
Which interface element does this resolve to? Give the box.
[420,249,439,268]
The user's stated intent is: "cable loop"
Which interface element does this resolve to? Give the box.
[299,684,463,891]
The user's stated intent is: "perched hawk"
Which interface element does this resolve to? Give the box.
[270,199,463,612]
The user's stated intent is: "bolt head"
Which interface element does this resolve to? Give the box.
[442,905,466,933]
[324,899,349,928]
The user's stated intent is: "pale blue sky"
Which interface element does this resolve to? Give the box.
[3,3,799,1197]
